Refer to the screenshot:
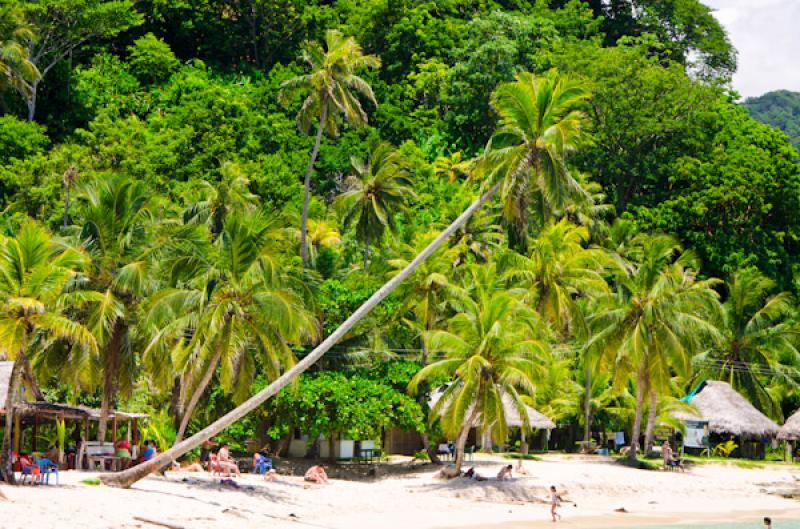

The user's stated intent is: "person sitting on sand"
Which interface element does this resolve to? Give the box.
[217,443,241,477]
[264,469,279,482]
[304,464,329,484]
[497,464,513,481]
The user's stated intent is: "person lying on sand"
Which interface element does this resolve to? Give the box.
[172,461,204,472]
[497,464,513,481]
[463,467,487,481]
[264,469,279,482]
[304,465,329,484]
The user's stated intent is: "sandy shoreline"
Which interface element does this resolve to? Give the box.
[2,454,800,529]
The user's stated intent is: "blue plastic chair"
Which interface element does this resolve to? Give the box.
[35,457,59,485]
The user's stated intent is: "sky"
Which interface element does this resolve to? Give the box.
[703,0,800,99]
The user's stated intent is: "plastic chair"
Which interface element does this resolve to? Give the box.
[254,455,272,475]
[35,457,59,485]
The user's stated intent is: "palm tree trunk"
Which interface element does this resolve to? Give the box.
[627,366,646,465]
[643,388,658,456]
[453,405,480,474]
[26,80,37,122]
[101,182,502,488]
[328,433,337,462]
[583,365,592,444]
[1,353,26,485]
[363,236,369,271]
[97,323,123,442]
[63,186,70,228]
[418,335,441,464]
[300,99,328,267]
[175,349,223,443]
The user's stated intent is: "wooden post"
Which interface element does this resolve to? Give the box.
[32,415,38,453]
[112,416,117,446]
[14,414,21,454]
[133,418,139,445]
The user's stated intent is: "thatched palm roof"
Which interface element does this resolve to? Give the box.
[675,380,779,438]
[429,387,556,430]
[779,409,800,440]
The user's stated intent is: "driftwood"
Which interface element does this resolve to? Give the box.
[132,516,185,529]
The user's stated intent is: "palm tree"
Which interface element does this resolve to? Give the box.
[0,223,97,484]
[183,162,258,238]
[587,235,722,463]
[695,268,799,419]
[0,6,39,103]
[335,142,415,270]
[74,174,155,442]
[102,70,589,489]
[142,211,317,443]
[278,29,380,267]
[472,70,591,251]
[409,264,547,473]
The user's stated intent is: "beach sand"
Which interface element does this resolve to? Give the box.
[2,454,800,529]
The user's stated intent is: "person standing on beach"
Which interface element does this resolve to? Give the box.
[550,485,562,522]
[764,517,772,528]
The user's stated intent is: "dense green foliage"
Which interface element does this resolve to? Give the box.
[2,0,800,469]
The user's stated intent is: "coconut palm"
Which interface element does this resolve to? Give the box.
[102,70,589,489]
[278,29,380,267]
[0,6,39,101]
[694,268,799,419]
[142,210,317,442]
[335,142,415,270]
[74,174,156,442]
[587,235,722,463]
[0,223,97,484]
[409,264,548,472]
[183,162,258,238]
[472,70,591,251]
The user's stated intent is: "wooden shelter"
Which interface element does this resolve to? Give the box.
[429,387,556,431]
[0,361,147,462]
[778,409,800,441]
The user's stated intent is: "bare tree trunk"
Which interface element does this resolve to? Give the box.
[643,388,658,457]
[97,323,123,442]
[627,366,646,465]
[101,182,502,488]
[26,80,37,122]
[63,187,70,228]
[1,353,26,485]
[300,100,328,267]
[175,349,223,444]
[169,376,183,433]
[328,433,337,462]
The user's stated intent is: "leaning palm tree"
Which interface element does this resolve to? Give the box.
[587,235,722,464]
[142,211,317,443]
[695,268,799,419]
[278,30,380,267]
[335,142,415,270]
[409,264,548,473]
[0,223,97,484]
[0,6,39,102]
[102,70,589,489]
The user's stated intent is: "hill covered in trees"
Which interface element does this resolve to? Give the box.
[3,0,800,481]
[745,90,800,153]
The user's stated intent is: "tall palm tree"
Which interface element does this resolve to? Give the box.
[587,235,722,463]
[142,211,317,443]
[472,70,591,251]
[335,142,414,270]
[75,174,155,442]
[409,264,547,472]
[695,268,799,419]
[183,162,258,238]
[0,223,97,484]
[102,70,590,489]
[0,6,39,102]
[278,29,380,267]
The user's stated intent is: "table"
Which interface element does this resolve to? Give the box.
[358,448,381,463]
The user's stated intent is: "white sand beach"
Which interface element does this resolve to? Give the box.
[2,454,800,529]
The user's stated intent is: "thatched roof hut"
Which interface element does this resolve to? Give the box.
[429,387,556,430]
[675,380,779,438]
[779,410,800,440]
